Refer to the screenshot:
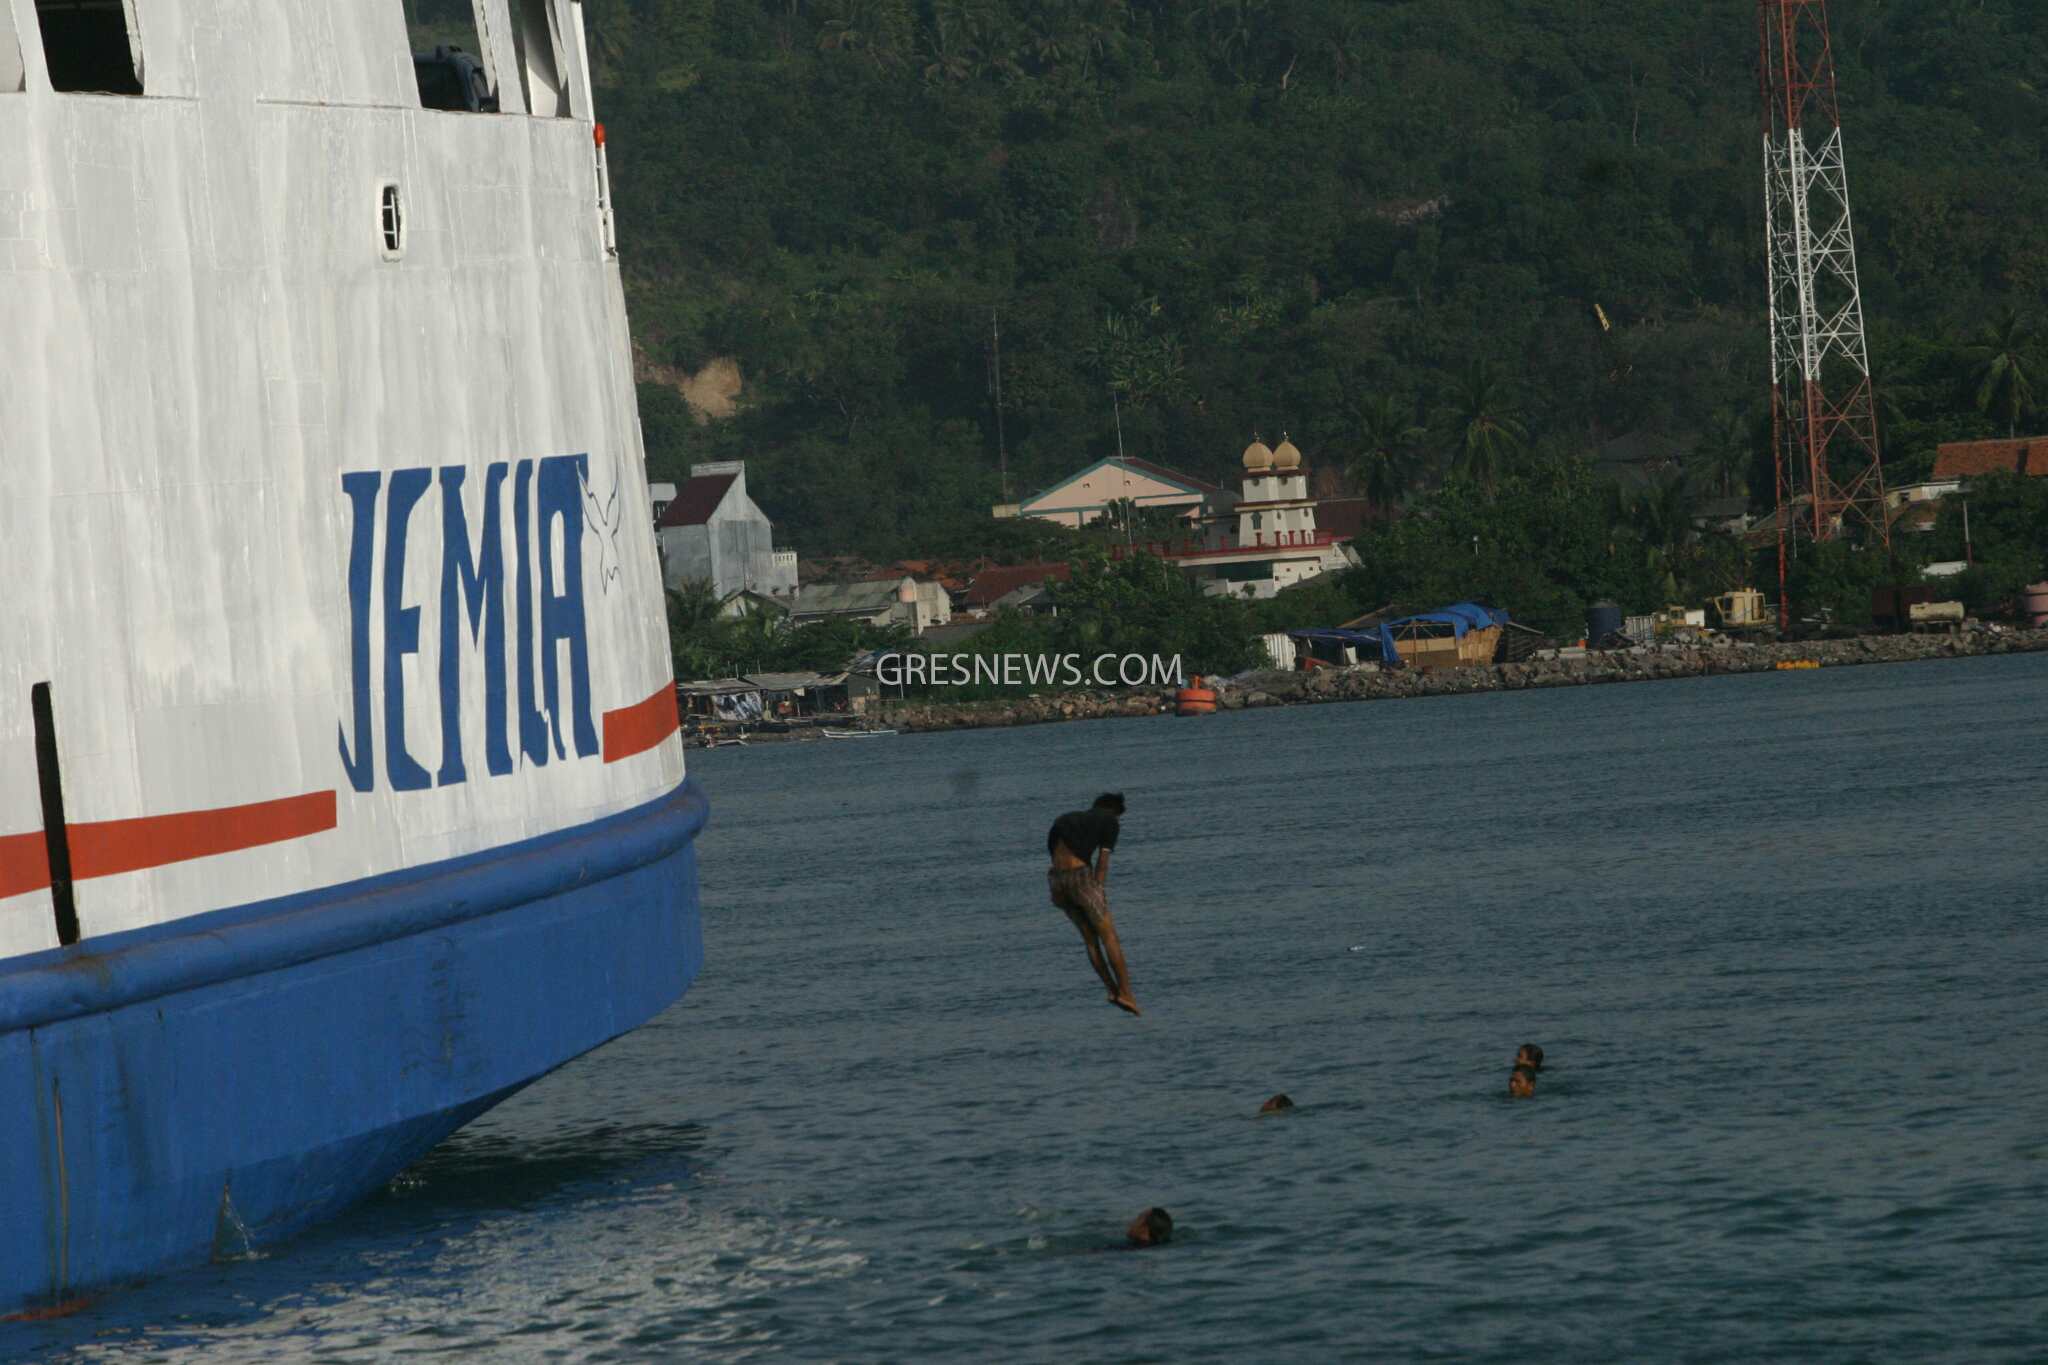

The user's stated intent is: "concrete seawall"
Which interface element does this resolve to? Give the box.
[880,628,2048,734]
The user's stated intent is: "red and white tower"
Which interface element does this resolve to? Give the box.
[1759,0,1888,623]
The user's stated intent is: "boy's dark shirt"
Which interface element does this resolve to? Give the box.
[1048,808,1120,862]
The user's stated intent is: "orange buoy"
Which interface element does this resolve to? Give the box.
[1175,674,1218,716]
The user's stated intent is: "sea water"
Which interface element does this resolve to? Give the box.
[11,652,2047,1362]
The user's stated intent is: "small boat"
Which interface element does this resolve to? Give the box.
[702,736,749,748]
[1175,675,1219,715]
[823,728,897,739]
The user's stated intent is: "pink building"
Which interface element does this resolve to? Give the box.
[998,456,1228,529]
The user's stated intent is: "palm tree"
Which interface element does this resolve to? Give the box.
[1196,0,1267,74]
[666,579,722,635]
[1344,394,1423,518]
[666,579,727,681]
[817,0,907,68]
[919,16,971,83]
[1627,474,1694,604]
[1447,361,1529,493]
[1633,474,1694,554]
[1969,308,2035,438]
[1695,408,1753,499]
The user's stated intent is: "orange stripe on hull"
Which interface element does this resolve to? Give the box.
[0,831,51,900]
[68,791,340,882]
[603,682,680,764]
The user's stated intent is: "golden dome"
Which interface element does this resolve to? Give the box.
[1273,436,1303,470]
[1242,438,1274,472]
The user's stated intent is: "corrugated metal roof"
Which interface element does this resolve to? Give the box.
[992,582,1056,609]
[742,672,847,692]
[678,677,757,695]
[793,581,906,614]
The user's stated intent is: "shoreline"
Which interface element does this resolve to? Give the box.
[871,627,2048,734]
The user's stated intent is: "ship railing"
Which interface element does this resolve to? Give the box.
[594,125,618,259]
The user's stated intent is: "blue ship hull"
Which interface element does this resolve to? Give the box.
[0,780,707,1314]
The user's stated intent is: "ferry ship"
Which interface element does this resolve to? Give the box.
[0,0,703,1311]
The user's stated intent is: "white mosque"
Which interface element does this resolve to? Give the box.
[1158,435,1353,598]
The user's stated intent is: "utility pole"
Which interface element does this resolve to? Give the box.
[1113,389,1133,547]
[1759,0,1889,631]
[990,309,1009,502]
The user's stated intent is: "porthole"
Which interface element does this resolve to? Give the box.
[379,182,405,259]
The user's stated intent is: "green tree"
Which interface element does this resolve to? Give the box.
[1628,475,1697,602]
[1344,394,1424,517]
[1445,362,1529,494]
[1695,408,1754,499]
[1783,539,1889,628]
[1925,471,2048,613]
[1087,302,1187,410]
[667,580,728,680]
[595,0,2048,569]
[1047,553,1265,676]
[1969,308,2035,438]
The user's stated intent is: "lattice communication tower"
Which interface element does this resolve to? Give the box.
[1758,0,1888,625]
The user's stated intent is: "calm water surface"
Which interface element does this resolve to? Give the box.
[11,654,2048,1362]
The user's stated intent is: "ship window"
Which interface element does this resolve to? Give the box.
[33,0,143,95]
[407,0,497,112]
[510,0,565,116]
[379,182,405,258]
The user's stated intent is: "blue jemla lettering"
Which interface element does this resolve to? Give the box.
[539,454,599,761]
[383,469,434,792]
[337,471,381,792]
[339,456,597,793]
[513,459,549,767]
[438,464,510,783]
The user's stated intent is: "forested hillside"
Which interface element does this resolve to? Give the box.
[582,0,2047,559]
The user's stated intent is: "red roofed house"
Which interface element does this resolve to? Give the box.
[965,562,1072,611]
[1878,437,2048,534]
[655,461,798,601]
[1931,437,2048,480]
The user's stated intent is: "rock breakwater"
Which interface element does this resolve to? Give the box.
[880,628,2048,734]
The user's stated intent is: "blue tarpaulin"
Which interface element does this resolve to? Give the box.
[1291,603,1510,666]
[1385,602,1509,637]
[1288,626,1400,665]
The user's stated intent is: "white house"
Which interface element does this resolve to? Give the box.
[656,461,799,600]
[717,590,791,620]
[649,481,678,528]
[790,577,952,635]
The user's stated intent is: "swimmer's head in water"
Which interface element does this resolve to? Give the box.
[1260,1093,1295,1114]
[1515,1044,1544,1071]
[1508,1066,1536,1099]
[1094,792,1127,814]
[1127,1207,1173,1247]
